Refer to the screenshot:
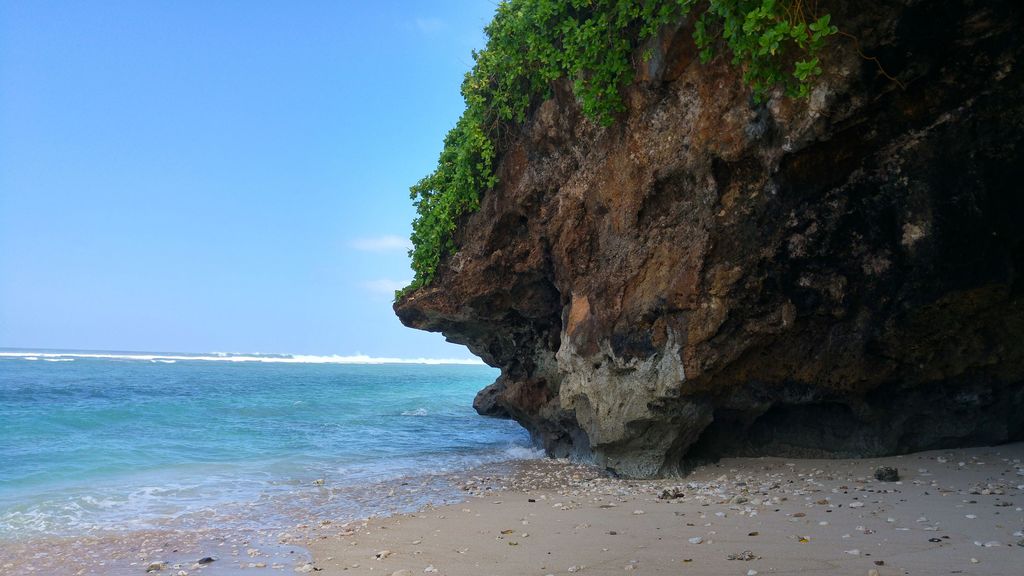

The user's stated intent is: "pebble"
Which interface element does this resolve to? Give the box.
[688,536,703,544]
[659,488,685,499]
[146,561,168,573]
[391,571,413,576]
[874,466,899,482]
[294,563,315,573]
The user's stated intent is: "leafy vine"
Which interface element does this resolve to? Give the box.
[402,0,838,296]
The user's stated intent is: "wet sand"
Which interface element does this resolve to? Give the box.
[307,443,1024,576]
[0,529,312,575]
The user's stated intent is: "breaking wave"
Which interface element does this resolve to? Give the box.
[0,350,484,366]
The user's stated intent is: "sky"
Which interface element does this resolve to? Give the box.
[0,1,498,359]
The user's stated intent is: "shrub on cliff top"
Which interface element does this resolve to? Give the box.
[401,0,837,297]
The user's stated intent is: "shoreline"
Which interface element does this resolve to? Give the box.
[0,461,531,575]
[307,443,1024,576]
[3,444,1022,575]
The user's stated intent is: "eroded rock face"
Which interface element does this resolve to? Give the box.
[396,0,1024,477]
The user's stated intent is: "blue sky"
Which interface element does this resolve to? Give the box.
[0,1,497,358]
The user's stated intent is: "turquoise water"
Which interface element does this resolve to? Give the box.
[0,352,532,538]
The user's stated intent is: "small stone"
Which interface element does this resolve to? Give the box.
[1017,539,1024,547]
[196,557,215,565]
[424,565,438,573]
[747,570,758,576]
[747,531,759,537]
[312,479,325,486]
[376,550,393,559]
[391,571,413,576]
[727,550,756,561]
[632,510,645,515]
[845,549,860,555]
[659,488,685,499]
[294,564,315,574]
[874,467,899,482]
[868,570,880,576]
[146,561,168,573]
[688,536,703,545]
[849,502,865,508]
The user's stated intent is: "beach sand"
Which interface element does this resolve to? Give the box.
[307,443,1024,576]
[3,444,1022,575]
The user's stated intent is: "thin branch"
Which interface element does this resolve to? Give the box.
[837,30,906,90]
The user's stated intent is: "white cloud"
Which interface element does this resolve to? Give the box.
[415,17,445,33]
[362,278,409,296]
[351,235,412,252]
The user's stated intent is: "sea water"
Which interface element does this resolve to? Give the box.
[0,351,534,540]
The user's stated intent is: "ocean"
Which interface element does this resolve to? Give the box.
[0,351,535,545]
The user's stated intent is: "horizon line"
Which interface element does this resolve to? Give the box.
[0,348,487,366]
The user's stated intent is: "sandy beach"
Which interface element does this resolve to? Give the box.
[3,443,1022,575]
[306,443,1024,576]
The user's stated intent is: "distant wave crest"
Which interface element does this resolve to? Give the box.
[0,351,485,366]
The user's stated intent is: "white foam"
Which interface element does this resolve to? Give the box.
[0,351,485,366]
[501,445,546,460]
[401,408,429,416]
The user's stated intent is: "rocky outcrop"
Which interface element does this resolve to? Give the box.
[396,0,1024,477]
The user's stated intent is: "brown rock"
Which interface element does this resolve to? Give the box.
[396,0,1024,477]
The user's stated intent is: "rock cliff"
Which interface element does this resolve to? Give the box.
[396,0,1024,477]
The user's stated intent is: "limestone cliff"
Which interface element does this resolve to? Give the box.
[396,0,1024,476]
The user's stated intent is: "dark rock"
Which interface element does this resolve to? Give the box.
[659,488,685,499]
[874,466,900,482]
[395,0,1024,477]
[197,557,216,565]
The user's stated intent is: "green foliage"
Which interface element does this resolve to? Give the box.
[401,0,837,296]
